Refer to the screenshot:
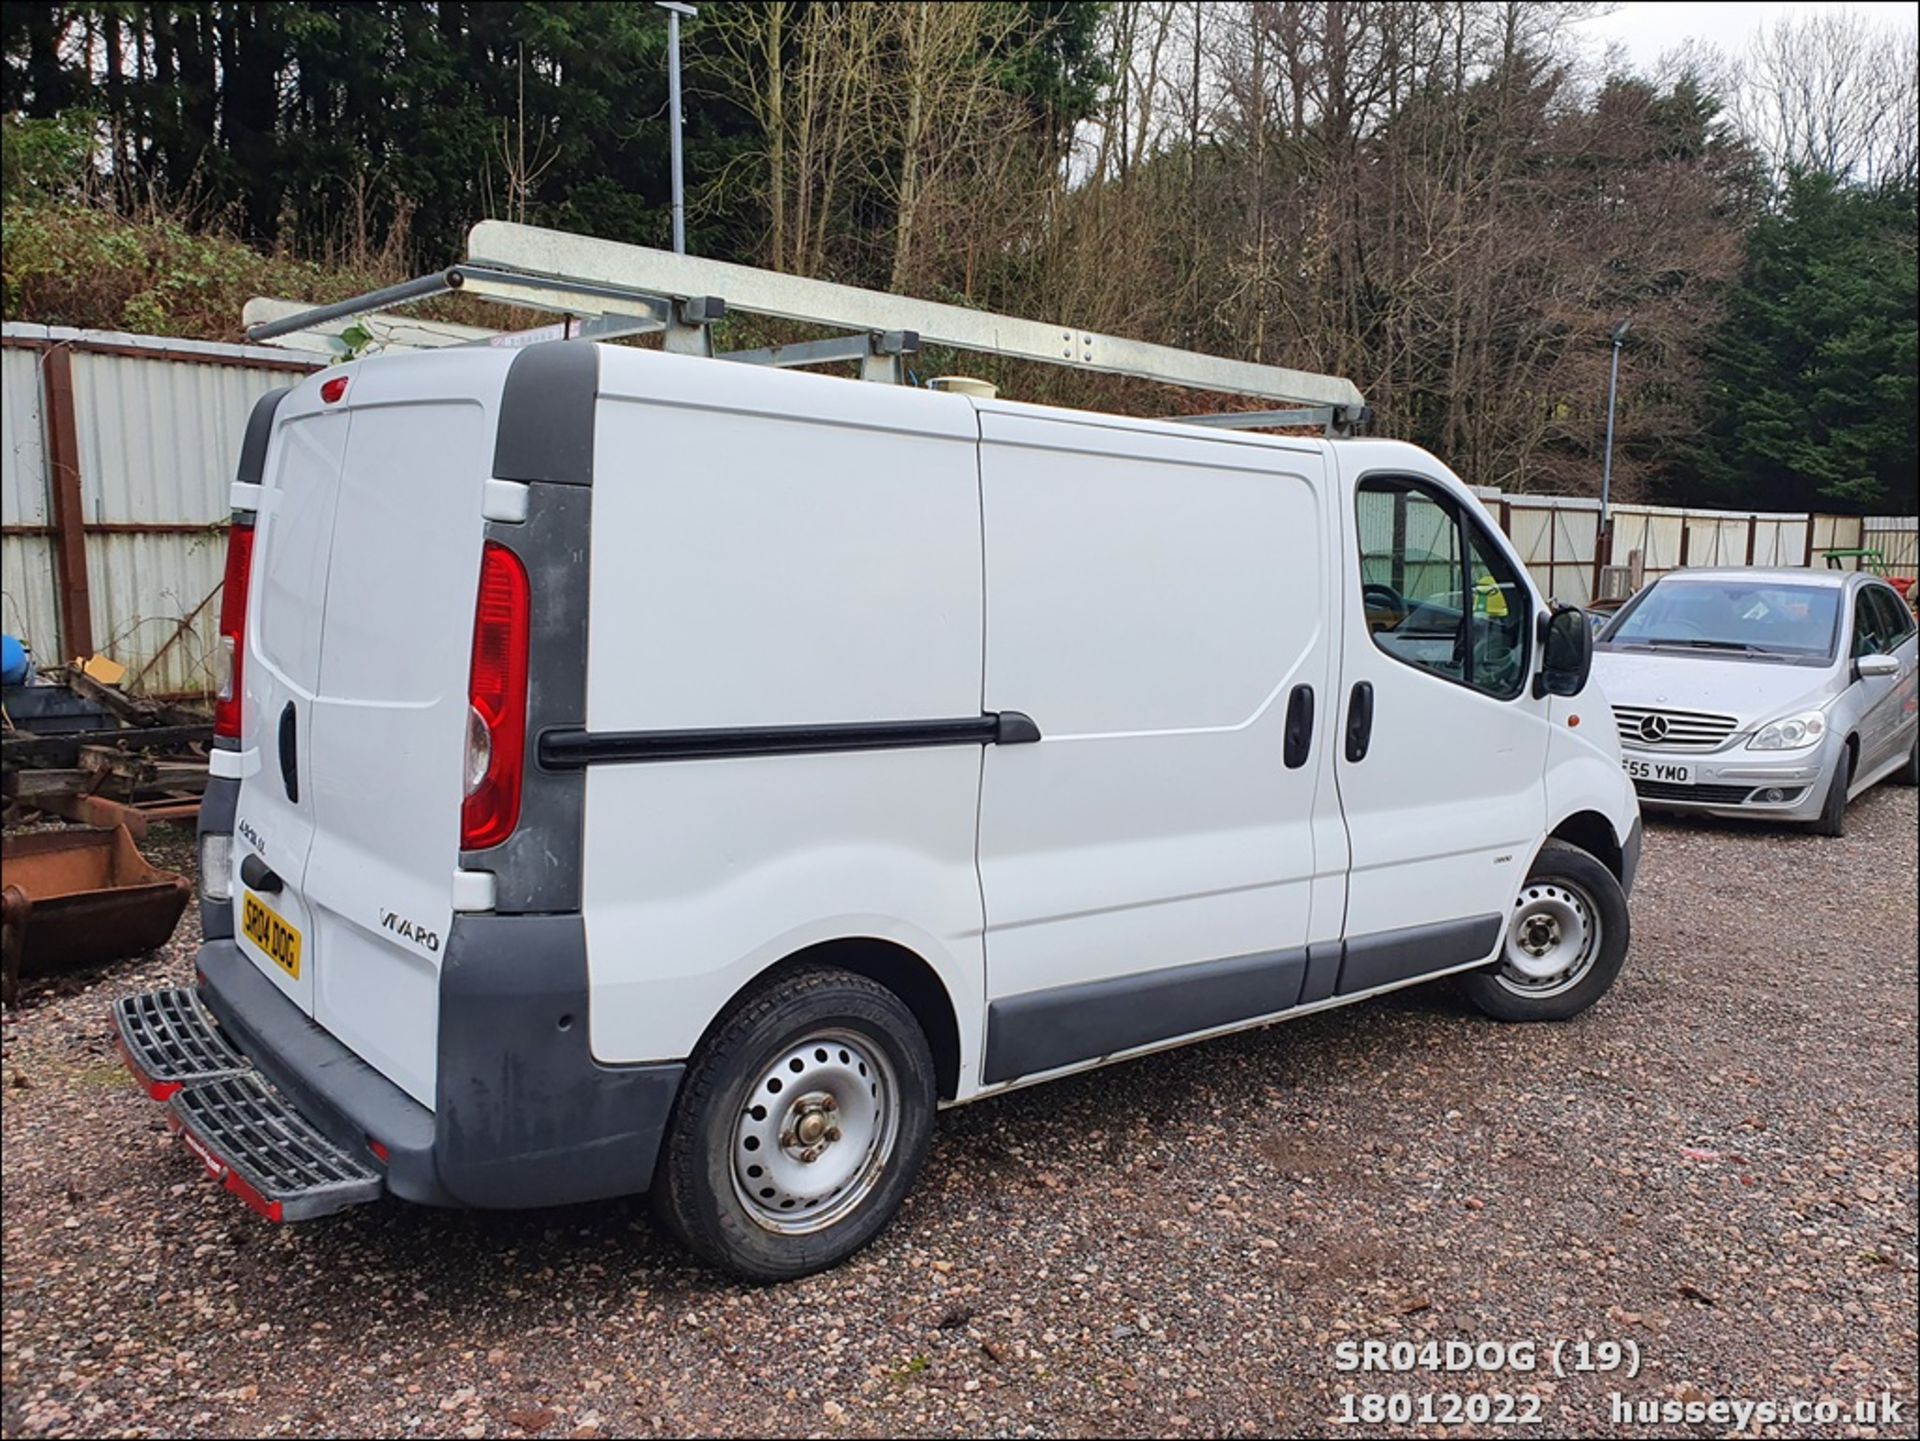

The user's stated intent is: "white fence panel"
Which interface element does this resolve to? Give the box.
[1752,517,1807,568]
[1862,516,1918,573]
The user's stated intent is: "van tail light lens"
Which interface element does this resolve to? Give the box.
[212,523,256,739]
[462,542,531,850]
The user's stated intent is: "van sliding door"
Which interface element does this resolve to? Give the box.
[974,413,1345,1085]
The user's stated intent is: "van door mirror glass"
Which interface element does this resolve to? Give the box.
[1537,606,1592,698]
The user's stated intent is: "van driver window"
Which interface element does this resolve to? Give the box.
[1357,476,1527,701]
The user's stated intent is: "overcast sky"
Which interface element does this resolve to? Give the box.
[1574,1,1919,72]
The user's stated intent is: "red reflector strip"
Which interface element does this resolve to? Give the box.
[367,1140,389,1164]
[114,1035,179,1101]
[169,1113,284,1223]
[222,1167,286,1224]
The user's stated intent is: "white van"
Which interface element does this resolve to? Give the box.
[116,341,1641,1279]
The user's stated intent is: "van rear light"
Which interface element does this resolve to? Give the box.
[461,542,531,850]
[212,523,256,739]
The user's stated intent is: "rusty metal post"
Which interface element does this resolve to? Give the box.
[41,346,95,661]
[1592,508,1611,601]
[1745,515,1758,566]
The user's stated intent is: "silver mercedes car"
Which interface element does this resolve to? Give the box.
[1591,567,1918,834]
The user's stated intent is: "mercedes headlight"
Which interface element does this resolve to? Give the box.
[1747,710,1826,750]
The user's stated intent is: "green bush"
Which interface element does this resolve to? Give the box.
[1,198,398,341]
[0,112,100,203]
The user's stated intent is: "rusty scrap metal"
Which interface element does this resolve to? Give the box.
[0,826,192,1004]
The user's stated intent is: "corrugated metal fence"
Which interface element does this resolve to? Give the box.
[1,324,318,696]
[1864,516,1920,573]
[1,321,1914,700]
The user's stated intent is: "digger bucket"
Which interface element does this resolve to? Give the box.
[1,826,192,1003]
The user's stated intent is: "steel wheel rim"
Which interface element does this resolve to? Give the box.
[1497,879,1600,999]
[731,1029,898,1235]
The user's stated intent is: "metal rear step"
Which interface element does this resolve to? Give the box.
[167,1074,383,1221]
[113,988,384,1222]
[113,987,247,1099]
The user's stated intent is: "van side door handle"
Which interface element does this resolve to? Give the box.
[1283,685,1314,769]
[278,701,299,804]
[1345,681,1374,763]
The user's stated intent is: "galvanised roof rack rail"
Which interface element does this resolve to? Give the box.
[245,220,1367,434]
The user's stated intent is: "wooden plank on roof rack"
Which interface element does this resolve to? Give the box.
[466,220,1364,411]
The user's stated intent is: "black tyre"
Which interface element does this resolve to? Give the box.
[1811,747,1853,837]
[1896,731,1919,787]
[1462,839,1631,1022]
[652,966,936,1282]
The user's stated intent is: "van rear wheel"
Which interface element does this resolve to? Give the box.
[1462,840,1629,1022]
[652,966,936,1282]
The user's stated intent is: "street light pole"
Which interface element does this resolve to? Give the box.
[1597,316,1631,591]
[1600,317,1631,530]
[656,2,696,255]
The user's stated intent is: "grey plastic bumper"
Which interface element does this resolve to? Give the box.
[196,940,449,1204]
[195,925,686,1212]
[1621,815,1644,896]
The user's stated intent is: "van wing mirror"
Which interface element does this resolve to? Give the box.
[1535,604,1593,699]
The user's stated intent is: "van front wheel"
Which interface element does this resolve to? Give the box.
[652,966,936,1282]
[1462,839,1630,1022]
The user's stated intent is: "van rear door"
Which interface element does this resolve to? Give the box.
[230,389,352,1017]
[232,350,514,1107]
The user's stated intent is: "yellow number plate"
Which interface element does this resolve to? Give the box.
[242,892,302,980]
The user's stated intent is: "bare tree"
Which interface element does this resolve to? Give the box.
[1734,9,1920,189]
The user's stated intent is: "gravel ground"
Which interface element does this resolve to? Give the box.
[3,792,1916,1439]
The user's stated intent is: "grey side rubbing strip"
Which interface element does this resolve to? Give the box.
[1299,939,1343,1006]
[539,711,1041,768]
[492,341,598,487]
[1334,913,1503,995]
[982,946,1309,1085]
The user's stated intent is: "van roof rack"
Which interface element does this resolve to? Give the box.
[245,220,1367,435]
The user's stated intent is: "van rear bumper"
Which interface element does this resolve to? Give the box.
[196,940,451,1205]
[193,927,684,1212]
